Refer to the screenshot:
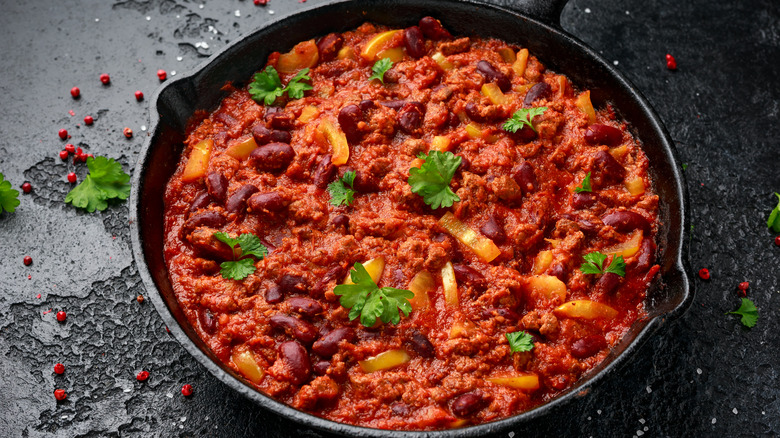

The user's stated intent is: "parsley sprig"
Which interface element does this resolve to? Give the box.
[0,173,20,214]
[333,262,414,327]
[213,232,268,280]
[368,58,393,84]
[580,251,626,277]
[727,297,758,328]
[503,107,547,133]
[575,172,592,193]
[408,150,461,209]
[327,171,356,207]
[249,66,313,105]
[506,330,535,352]
[65,156,131,212]
[766,192,780,233]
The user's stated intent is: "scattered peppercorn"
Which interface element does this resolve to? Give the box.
[136,295,144,303]
[737,282,749,297]
[134,90,144,101]
[698,268,710,280]
[67,172,77,183]
[58,129,68,140]
[100,73,111,85]
[70,87,80,98]
[84,115,94,125]
[775,236,780,246]
[59,150,69,161]
[54,389,67,401]
[23,256,33,266]
[123,127,133,138]
[157,69,167,81]
[666,54,677,70]
[136,370,150,381]
[65,144,76,154]
[181,384,193,396]
[21,182,32,194]
[56,310,67,322]
[54,363,65,374]
[254,0,269,4]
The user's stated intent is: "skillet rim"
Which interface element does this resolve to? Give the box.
[129,0,694,435]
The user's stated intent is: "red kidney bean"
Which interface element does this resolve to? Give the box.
[288,297,324,318]
[251,124,274,145]
[341,167,379,192]
[408,332,435,358]
[391,402,410,416]
[452,264,486,289]
[312,360,330,376]
[189,192,212,213]
[572,191,597,209]
[338,104,363,143]
[584,124,623,147]
[512,126,538,142]
[312,327,356,357]
[593,150,626,183]
[451,392,485,417]
[225,185,259,214]
[185,211,226,229]
[560,213,601,234]
[476,60,511,92]
[419,16,452,40]
[279,274,308,294]
[379,100,407,110]
[548,262,567,282]
[398,102,424,134]
[448,111,460,127]
[249,142,295,172]
[206,172,228,203]
[214,112,237,126]
[332,214,349,230]
[480,214,505,243]
[279,341,311,385]
[523,82,552,107]
[311,264,347,297]
[313,154,337,189]
[267,112,294,130]
[265,285,284,304]
[198,308,217,334]
[464,102,485,123]
[270,130,291,144]
[316,33,343,62]
[270,315,317,344]
[359,100,376,112]
[404,26,425,58]
[601,210,650,233]
[247,191,286,213]
[511,162,537,193]
[635,238,655,271]
[596,271,622,295]
[481,307,520,321]
[571,335,607,359]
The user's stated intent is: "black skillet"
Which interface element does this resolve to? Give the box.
[129,0,694,435]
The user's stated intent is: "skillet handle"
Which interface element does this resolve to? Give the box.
[491,0,569,27]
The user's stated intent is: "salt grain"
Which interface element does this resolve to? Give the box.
[235,10,241,17]
[508,433,515,438]
[141,125,147,131]
[697,368,702,375]
[171,71,177,76]
[639,418,645,424]
[199,4,204,9]
[646,386,652,393]
[644,427,648,432]
[61,415,68,419]
[712,418,717,424]
[166,392,174,398]
[588,416,591,420]
[626,10,630,15]
[637,431,644,436]
[268,9,275,14]
[177,56,183,61]
[584,8,591,13]
[146,16,151,21]
[597,410,602,415]
[181,416,187,422]
[733,408,738,415]
[613,60,619,66]
[95,18,100,22]
[123,388,131,393]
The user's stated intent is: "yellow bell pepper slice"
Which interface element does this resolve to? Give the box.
[225,137,258,161]
[576,90,597,124]
[603,230,643,258]
[512,48,529,78]
[408,270,434,310]
[532,250,553,275]
[430,135,452,152]
[625,177,645,196]
[526,275,567,305]
[377,47,405,63]
[441,261,459,307]
[232,349,264,384]
[344,257,385,285]
[438,212,501,263]
[359,349,410,373]
[481,83,508,105]
[432,52,454,70]
[277,39,319,74]
[361,30,402,61]
[554,300,618,320]
[181,139,213,182]
[487,373,540,391]
[298,105,320,123]
[318,119,349,165]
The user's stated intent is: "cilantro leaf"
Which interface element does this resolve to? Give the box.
[368,58,393,84]
[408,150,461,209]
[213,232,267,280]
[506,331,535,353]
[334,262,414,327]
[580,251,626,277]
[248,66,312,105]
[219,259,256,281]
[766,192,780,233]
[65,156,131,212]
[503,107,547,133]
[727,297,758,328]
[327,170,356,207]
[0,173,20,214]
[575,172,592,193]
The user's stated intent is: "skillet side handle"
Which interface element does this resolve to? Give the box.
[491,0,569,27]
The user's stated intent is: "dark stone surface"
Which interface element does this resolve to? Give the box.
[1,0,777,436]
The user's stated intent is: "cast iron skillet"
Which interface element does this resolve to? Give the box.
[129,0,694,435]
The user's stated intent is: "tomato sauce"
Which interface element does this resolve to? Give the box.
[163,17,660,430]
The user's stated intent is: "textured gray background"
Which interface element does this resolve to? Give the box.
[1,0,778,436]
